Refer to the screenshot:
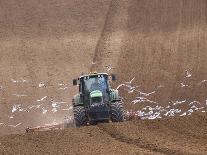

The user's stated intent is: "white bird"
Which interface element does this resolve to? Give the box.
[137,90,156,97]
[172,100,186,105]
[116,83,138,94]
[185,70,192,78]
[39,82,46,88]
[52,108,58,113]
[12,94,28,97]
[42,108,47,114]
[62,106,73,111]
[124,77,135,85]
[116,84,126,90]
[0,123,5,126]
[51,100,67,105]
[180,112,187,116]
[27,103,42,110]
[37,96,47,102]
[181,82,190,87]
[8,123,22,128]
[127,87,136,93]
[189,101,200,105]
[20,78,28,83]
[91,61,96,65]
[9,115,14,119]
[105,65,115,72]
[58,83,65,86]
[11,79,18,83]
[124,85,138,93]
[198,80,207,85]
[12,104,21,113]
[58,87,68,90]
[132,97,158,104]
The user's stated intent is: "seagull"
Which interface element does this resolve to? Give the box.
[9,115,14,119]
[42,108,47,114]
[124,77,135,85]
[12,104,21,113]
[132,97,158,104]
[189,101,200,105]
[198,80,207,85]
[172,100,186,105]
[91,61,96,65]
[20,78,28,83]
[116,83,138,92]
[28,103,43,110]
[137,90,156,96]
[11,79,18,83]
[12,94,28,97]
[8,123,22,128]
[105,65,115,72]
[185,70,192,78]
[156,85,165,89]
[39,82,46,88]
[51,100,67,105]
[127,87,136,93]
[52,108,58,113]
[58,83,65,86]
[37,96,47,102]
[62,106,73,111]
[0,123,5,126]
[116,84,126,90]
[58,87,68,90]
[180,112,187,116]
[181,82,190,87]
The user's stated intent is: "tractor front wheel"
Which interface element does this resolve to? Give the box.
[73,106,87,127]
[110,102,124,122]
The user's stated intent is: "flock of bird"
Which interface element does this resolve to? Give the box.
[0,67,206,129]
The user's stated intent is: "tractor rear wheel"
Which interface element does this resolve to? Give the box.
[73,106,87,127]
[110,102,124,122]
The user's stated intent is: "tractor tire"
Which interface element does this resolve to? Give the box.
[73,106,87,127]
[110,102,124,122]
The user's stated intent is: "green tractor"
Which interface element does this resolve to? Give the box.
[72,72,124,126]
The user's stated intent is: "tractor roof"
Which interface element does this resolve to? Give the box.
[79,72,108,79]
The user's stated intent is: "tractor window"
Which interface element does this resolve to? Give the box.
[84,76,107,92]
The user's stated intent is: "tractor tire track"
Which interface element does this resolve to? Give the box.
[159,115,207,140]
[97,123,189,155]
[91,0,128,72]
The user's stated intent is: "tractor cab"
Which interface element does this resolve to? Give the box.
[73,73,115,105]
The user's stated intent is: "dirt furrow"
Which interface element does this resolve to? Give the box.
[98,123,188,155]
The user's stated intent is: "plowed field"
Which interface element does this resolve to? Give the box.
[0,0,207,154]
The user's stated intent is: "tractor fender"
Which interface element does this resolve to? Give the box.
[72,94,83,106]
[110,89,121,102]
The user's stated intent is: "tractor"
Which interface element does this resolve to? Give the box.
[72,72,124,126]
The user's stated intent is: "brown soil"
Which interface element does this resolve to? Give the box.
[0,0,207,154]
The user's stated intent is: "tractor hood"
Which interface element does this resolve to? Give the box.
[90,90,103,98]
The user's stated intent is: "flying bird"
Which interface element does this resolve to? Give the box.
[185,70,192,78]
[105,65,115,72]
[124,77,135,85]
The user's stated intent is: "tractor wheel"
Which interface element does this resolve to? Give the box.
[110,102,124,122]
[73,106,87,127]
